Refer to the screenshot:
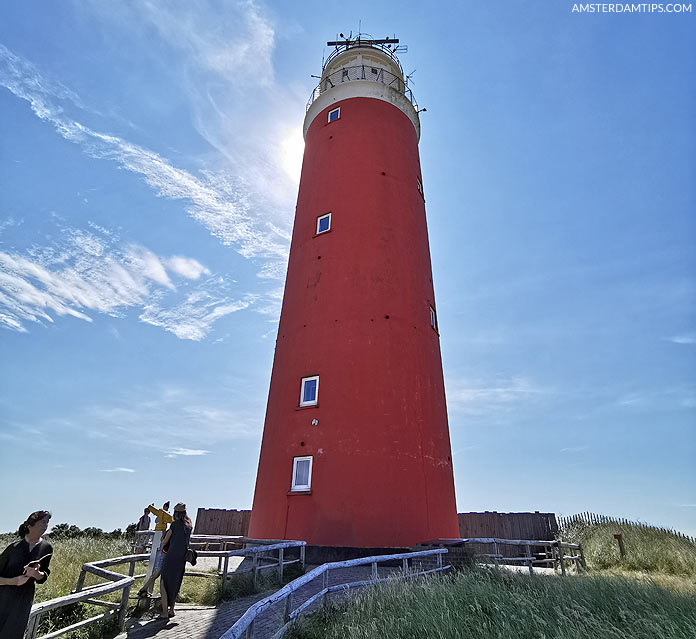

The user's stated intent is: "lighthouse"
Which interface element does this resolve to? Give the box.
[248,36,460,550]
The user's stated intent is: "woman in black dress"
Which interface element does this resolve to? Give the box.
[158,503,192,620]
[0,510,53,639]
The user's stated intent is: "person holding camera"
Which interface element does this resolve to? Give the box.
[0,510,53,639]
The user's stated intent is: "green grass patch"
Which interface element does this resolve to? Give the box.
[288,569,696,639]
[561,520,696,577]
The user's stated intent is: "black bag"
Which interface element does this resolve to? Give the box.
[186,548,198,566]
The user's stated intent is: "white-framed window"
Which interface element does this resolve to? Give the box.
[328,107,340,123]
[417,178,424,196]
[291,456,313,491]
[300,375,319,407]
[430,306,437,331]
[316,212,331,234]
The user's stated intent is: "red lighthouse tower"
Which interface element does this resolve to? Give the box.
[248,36,459,549]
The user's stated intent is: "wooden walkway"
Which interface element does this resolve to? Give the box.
[117,565,394,639]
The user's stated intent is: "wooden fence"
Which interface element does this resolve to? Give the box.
[220,548,450,639]
[26,537,305,639]
[458,512,558,541]
[194,508,251,536]
[194,509,560,544]
[558,512,696,544]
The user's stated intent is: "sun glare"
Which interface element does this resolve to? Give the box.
[279,127,305,184]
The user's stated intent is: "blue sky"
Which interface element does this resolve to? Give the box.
[1,1,694,537]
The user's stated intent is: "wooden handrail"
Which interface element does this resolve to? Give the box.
[26,539,307,639]
[220,548,449,639]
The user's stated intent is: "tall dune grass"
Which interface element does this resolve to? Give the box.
[288,569,696,639]
[560,520,696,576]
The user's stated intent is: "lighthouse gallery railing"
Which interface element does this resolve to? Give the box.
[306,65,418,112]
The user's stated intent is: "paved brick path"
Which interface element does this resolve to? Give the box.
[118,565,398,639]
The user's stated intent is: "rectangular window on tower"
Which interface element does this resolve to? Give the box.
[300,376,319,407]
[430,306,438,332]
[328,107,340,123]
[316,212,331,234]
[417,178,424,197]
[291,456,313,491]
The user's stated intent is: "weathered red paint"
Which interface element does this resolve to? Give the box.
[248,96,459,547]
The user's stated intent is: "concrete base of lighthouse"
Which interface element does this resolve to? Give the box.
[303,544,410,565]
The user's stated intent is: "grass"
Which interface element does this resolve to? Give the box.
[0,533,223,637]
[287,569,696,639]
[561,520,696,578]
[1,533,131,639]
[288,521,696,639]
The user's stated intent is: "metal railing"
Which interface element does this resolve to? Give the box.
[323,41,404,75]
[220,548,449,639]
[25,537,306,639]
[306,65,417,112]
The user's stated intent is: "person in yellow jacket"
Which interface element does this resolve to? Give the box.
[138,502,172,596]
[149,502,173,531]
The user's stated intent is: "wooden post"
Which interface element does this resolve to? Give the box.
[245,618,255,639]
[437,552,443,570]
[558,543,566,576]
[322,570,329,607]
[525,544,533,575]
[300,545,305,570]
[579,543,587,571]
[402,558,409,575]
[613,533,626,558]
[252,553,259,590]
[25,613,40,639]
[371,561,378,581]
[284,592,294,623]
[118,581,132,629]
[75,567,87,592]
[222,554,229,591]
[278,548,284,584]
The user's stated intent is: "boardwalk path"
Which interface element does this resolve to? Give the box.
[118,565,395,639]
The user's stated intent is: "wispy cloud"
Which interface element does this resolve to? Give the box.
[77,385,262,455]
[0,222,246,339]
[163,257,211,280]
[100,467,135,473]
[140,290,256,341]
[165,448,210,458]
[664,334,696,345]
[616,386,696,411]
[560,445,589,453]
[446,376,551,415]
[0,41,290,267]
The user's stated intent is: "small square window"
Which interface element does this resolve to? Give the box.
[430,306,438,331]
[291,456,312,491]
[328,107,340,123]
[300,375,319,407]
[316,213,331,234]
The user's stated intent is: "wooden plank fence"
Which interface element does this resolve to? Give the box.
[458,512,558,557]
[194,510,560,545]
[558,512,696,544]
[194,508,251,536]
